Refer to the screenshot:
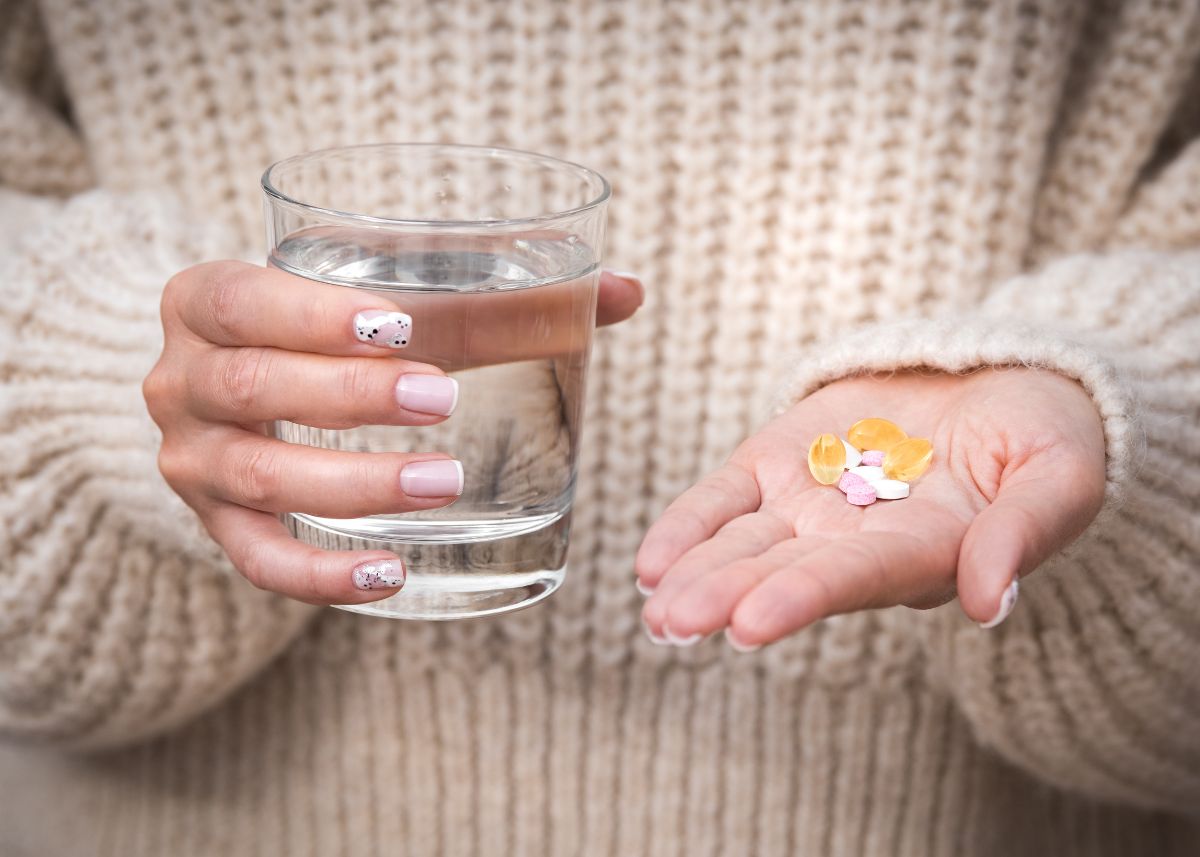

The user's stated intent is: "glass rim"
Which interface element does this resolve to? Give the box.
[261,142,612,229]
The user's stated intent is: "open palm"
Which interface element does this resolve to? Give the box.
[637,368,1107,649]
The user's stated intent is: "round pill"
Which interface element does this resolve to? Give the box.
[842,439,863,469]
[873,479,910,500]
[849,465,886,483]
[860,450,885,466]
[837,471,867,493]
[846,486,877,506]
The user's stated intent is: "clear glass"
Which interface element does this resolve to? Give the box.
[262,144,609,620]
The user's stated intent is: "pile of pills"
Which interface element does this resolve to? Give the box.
[807,418,932,507]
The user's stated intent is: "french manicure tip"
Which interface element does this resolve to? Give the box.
[452,459,465,496]
[647,630,670,646]
[724,628,762,653]
[635,579,655,597]
[663,625,703,646]
[980,579,1020,630]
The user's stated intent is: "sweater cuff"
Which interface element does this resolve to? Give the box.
[770,316,1139,505]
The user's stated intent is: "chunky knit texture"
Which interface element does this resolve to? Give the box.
[2,0,1200,854]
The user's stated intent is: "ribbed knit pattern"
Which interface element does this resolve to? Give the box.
[2,0,1199,854]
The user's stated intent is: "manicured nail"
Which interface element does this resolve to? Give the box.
[643,620,669,646]
[635,579,655,597]
[608,269,644,300]
[724,628,761,653]
[354,310,412,349]
[396,374,459,416]
[664,627,703,647]
[352,559,406,591]
[400,459,464,497]
[980,579,1019,629]
[609,269,642,283]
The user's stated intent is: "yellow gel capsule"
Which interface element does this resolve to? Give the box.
[847,417,908,453]
[883,437,933,482]
[808,433,847,485]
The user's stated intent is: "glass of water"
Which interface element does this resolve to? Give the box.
[261,144,610,620]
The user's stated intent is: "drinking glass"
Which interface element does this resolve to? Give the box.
[261,144,609,619]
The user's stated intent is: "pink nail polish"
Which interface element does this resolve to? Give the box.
[396,374,459,416]
[354,310,412,349]
[352,559,406,590]
[400,459,464,497]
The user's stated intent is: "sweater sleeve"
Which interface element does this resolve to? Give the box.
[0,39,317,749]
[771,249,1200,814]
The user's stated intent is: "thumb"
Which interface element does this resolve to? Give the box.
[956,459,1104,628]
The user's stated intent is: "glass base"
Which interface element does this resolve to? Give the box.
[284,511,570,620]
[334,566,564,620]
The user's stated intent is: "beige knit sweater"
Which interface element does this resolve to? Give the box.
[2,0,1200,854]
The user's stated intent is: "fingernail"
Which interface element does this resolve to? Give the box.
[352,559,406,591]
[643,620,669,646]
[400,459,464,497]
[635,579,655,597]
[724,628,761,653]
[608,269,645,300]
[396,374,459,416]
[354,310,412,349]
[980,579,1019,629]
[664,627,703,647]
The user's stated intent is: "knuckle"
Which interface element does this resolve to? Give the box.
[237,540,272,591]
[218,347,272,413]
[156,443,193,492]
[141,362,176,422]
[230,442,284,508]
[161,268,194,315]
[338,359,382,408]
[203,264,255,341]
[332,456,388,517]
[299,293,339,341]
[299,550,328,603]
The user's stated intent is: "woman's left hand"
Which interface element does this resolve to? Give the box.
[637,368,1107,648]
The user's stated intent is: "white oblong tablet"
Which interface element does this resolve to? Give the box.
[842,439,863,469]
[849,465,885,483]
[873,479,910,500]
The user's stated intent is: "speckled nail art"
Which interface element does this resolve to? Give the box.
[352,560,406,591]
[354,311,412,349]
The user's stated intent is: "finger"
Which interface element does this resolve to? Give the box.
[635,463,761,589]
[641,511,793,636]
[728,531,957,649]
[205,502,407,605]
[197,429,464,516]
[957,464,1104,627]
[596,270,644,326]
[167,260,414,355]
[657,537,827,642]
[189,347,458,427]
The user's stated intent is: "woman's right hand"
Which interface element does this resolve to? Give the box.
[144,260,643,606]
[143,260,469,605]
